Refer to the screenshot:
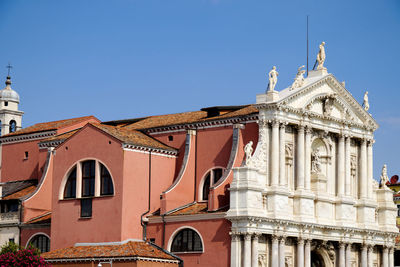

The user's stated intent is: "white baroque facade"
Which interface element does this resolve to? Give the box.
[227,67,398,267]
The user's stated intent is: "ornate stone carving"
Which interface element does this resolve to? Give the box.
[323,95,335,116]
[380,164,389,187]
[247,124,268,170]
[244,141,254,166]
[285,256,293,267]
[317,42,326,70]
[311,148,322,173]
[259,254,267,267]
[290,65,305,90]
[363,91,369,111]
[350,155,357,176]
[268,66,279,92]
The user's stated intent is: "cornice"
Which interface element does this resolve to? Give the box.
[0,130,56,144]
[122,143,178,157]
[148,212,226,224]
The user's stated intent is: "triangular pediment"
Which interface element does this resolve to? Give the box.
[277,73,378,129]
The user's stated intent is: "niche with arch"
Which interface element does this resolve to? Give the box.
[310,136,332,193]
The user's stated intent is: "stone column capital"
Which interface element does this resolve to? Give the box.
[279,122,287,129]
[244,233,252,241]
[297,125,305,132]
[252,233,261,240]
[272,120,280,127]
[271,234,280,242]
[297,238,305,245]
[339,242,346,249]
[305,125,312,134]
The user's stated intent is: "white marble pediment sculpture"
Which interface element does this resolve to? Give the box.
[276,74,378,130]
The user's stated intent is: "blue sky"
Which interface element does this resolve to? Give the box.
[0,0,399,179]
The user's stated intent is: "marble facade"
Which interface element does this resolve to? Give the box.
[227,67,398,267]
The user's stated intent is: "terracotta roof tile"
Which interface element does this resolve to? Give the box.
[91,124,176,151]
[2,185,37,200]
[168,203,208,216]
[2,116,98,137]
[123,111,208,130]
[25,212,51,224]
[42,241,176,261]
[1,179,37,198]
[38,129,80,145]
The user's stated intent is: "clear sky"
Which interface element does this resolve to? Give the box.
[0,0,399,180]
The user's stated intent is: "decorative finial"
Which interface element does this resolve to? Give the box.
[316,42,326,70]
[267,66,279,92]
[5,63,12,88]
[6,62,12,77]
[363,91,369,111]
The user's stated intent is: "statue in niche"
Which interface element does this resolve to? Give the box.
[290,65,305,90]
[316,42,326,70]
[363,91,370,111]
[380,164,389,187]
[311,148,322,173]
[244,141,254,166]
[268,66,279,91]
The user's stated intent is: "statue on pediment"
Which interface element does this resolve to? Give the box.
[323,97,334,116]
[244,141,254,166]
[290,65,305,90]
[363,91,370,111]
[317,42,326,70]
[268,66,279,91]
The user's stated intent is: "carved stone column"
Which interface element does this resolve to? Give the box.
[304,239,311,267]
[271,235,279,267]
[388,247,394,267]
[360,139,367,199]
[297,238,304,267]
[345,243,351,267]
[279,237,286,267]
[251,234,259,267]
[271,121,280,186]
[297,126,305,190]
[367,140,373,199]
[304,127,312,191]
[279,123,286,186]
[339,242,346,267]
[244,233,252,267]
[367,245,373,267]
[337,135,345,196]
[361,244,368,267]
[230,232,240,267]
[345,136,351,196]
[382,246,389,267]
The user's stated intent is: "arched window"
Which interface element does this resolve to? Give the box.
[82,160,95,197]
[171,228,203,253]
[28,234,50,253]
[201,168,224,201]
[64,167,77,199]
[9,120,16,133]
[100,163,114,195]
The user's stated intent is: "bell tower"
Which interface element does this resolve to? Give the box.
[0,75,24,136]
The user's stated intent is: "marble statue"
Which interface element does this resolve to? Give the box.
[380,164,389,187]
[363,91,369,111]
[316,42,326,70]
[290,65,305,90]
[268,66,279,91]
[244,141,254,166]
[311,148,322,173]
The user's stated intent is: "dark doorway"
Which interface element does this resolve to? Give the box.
[311,251,325,267]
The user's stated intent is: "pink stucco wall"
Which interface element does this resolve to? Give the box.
[147,218,231,267]
[1,140,47,182]
[51,125,124,250]
[21,227,51,248]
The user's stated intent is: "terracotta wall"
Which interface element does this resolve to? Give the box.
[51,126,124,250]
[147,218,230,267]
[1,140,47,182]
[20,227,51,248]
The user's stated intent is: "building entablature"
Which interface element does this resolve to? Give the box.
[0,130,56,145]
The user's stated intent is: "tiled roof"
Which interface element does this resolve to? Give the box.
[2,185,36,200]
[39,129,80,145]
[42,241,176,261]
[1,179,37,199]
[123,111,208,130]
[2,116,98,137]
[25,212,51,224]
[168,203,208,216]
[91,123,176,151]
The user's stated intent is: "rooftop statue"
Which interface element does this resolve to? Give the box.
[244,141,253,166]
[380,164,389,188]
[290,65,305,90]
[363,91,370,111]
[316,42,326,70]
[268,66,279,92]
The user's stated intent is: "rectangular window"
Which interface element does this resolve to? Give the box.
[398,205,400,217]
[24,151,29,159]
[82,161,95,197]
[81,198,92,218]
[8,238,14,244]
[4,101,8,106]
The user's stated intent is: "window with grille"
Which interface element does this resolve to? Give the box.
[29,235,50,253]
[201,168,225,201]
[171,228,203,253]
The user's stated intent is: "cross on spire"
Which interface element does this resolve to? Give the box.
[6,63,12,76]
